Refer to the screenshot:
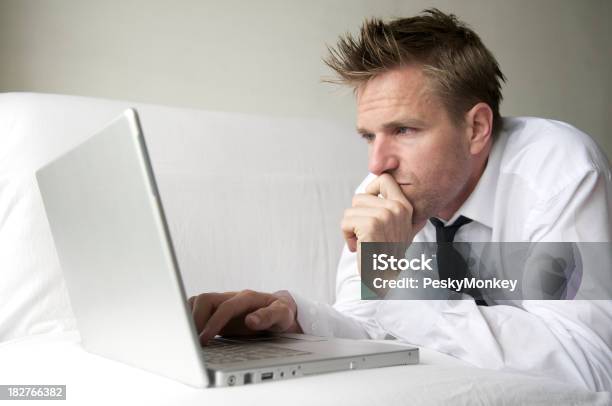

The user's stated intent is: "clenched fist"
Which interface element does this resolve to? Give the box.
[341,174,423,269]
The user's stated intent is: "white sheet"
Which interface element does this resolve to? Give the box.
[0,331,609,406]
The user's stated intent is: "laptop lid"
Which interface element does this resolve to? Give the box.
[36,109,209,388]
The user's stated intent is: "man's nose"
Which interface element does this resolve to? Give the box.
[368,135,399,175]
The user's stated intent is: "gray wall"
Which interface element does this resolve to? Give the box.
[1,0,610,157]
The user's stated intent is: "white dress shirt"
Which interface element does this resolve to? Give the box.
[290,116,612,392]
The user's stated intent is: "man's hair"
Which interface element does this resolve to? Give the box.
[324,8,506,136]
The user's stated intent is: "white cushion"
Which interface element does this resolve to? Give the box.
[0,92,366,341]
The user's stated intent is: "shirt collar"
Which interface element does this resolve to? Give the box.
[442,130,505,229]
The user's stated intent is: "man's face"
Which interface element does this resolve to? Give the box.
[356,66,473,224]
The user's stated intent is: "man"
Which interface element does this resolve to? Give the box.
[189,9,612,391]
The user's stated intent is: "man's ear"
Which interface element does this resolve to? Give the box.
[464,102,493,155]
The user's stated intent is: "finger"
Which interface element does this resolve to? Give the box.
[341,215,377,247]
[192,293,224,334]
[344,206,390,220]
[351,195,411,225]
[187,296,195,310]
[352,193,400,210]
[365,174,410,207]
[344,198,391,253]
[346,234,357,252]
[192,292,237,333]
[245,300,294,332]
[200,290,274,344]
[341,215,363,252]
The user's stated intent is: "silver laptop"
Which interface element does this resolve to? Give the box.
[36,108,418,388]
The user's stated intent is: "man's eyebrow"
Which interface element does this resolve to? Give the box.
[356,119,427,134]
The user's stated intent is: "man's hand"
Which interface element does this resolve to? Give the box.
[188,289,302,345]
[341,174,422,270]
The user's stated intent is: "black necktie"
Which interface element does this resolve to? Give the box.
[429,216,487,306]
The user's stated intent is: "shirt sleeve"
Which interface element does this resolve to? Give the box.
[376,168,612,392]
[290,244,388,340]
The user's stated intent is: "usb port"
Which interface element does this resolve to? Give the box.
[261,372,274,381]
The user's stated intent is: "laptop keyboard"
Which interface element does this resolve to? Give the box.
[202,338,312,364]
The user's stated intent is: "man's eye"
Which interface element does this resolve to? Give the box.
[397,127,414,135]
[361,133,375,142]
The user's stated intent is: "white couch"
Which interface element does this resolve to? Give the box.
[1,92,609,405]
